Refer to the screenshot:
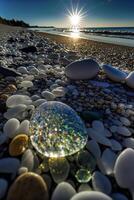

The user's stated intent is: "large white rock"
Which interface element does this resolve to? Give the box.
[102,65,127,83]
[6,95,32,108]
[3,118,20,138]
[114,148,134,190]
[65,59,100,80]
[126,71,134,89]
[71,191,112,200]
[51,182,76,200]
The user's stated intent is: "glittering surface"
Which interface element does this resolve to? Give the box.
[30,101,87,157]
[75,169,92,183]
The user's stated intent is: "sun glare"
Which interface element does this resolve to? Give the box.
[70,14,80,26]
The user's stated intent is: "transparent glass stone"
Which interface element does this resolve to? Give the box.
[30,101,87,157]
[75,169,92,183]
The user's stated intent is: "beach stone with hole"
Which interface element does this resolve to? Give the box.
[7,172,49,200]
[102,64,127,82]
[65,59,100,80]
[51,182,76,200]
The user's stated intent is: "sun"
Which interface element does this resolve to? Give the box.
[70,14,81,26]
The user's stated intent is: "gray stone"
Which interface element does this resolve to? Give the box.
[126,71,134,89]
[0,179,8,199]
[3,118,20,138]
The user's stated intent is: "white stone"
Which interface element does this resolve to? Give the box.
[0,179,8,199]
[92,171,112,195]
[116,126,131,136]
[52,87,66,97]
[21,149,34,171]
[4,104,27,119]
[33,99,47,107]
[65,59,100,80]
[19,81,33,88]
[102,65,127,83]
[3,118,20,138]
[114,148,134,189]
[41,91,55,101]
[17,120,30,135]
[126,71,134,89]
[71,191,112,200]
[0,158,20,179]
[6,95,32,108]
[51,182,76,200]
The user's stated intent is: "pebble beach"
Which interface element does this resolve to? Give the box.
[0,24,134,200]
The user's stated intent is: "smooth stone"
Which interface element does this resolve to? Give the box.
[71,191,112,200]
[122,138,134,148]
[4,104,27,119]
[119,117,131,126]
[0,179,8,199]
[90,80,110,88]
[86,140,101,159]
[110,139,122,151]
[52,87,66,97]
[116,126,131,136]
[33,99,46,107]
[17,67,29,74]
[51,182,76,200]
[100,148,117,175]
[65,59,100,80]
[87,128,111,147]
[41,91,55,101]
[0,133,8,145]
[78,184,92,192]
[102,65,127,83]
[0,158,20,179]
[6,95,32,108]
[126,71,134,89]
[17,120,30,135]
[114,148,134,189]
[92,171,112,195]
[19,81,33,88]
[18,167,28,175]
[31,95,40,101]
[9,134,28,156]
[4,118,20,138]
[21,149,34,171]
[92,120,104,132]
[7,172,49,200]
[111,193,128,200]
[49,157,70,183]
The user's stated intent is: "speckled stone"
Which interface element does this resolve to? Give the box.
[9,134,28,156]
[7,172,49,200]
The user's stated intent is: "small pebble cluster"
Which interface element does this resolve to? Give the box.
[0,27,134,200]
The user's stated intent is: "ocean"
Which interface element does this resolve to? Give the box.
[29,27,134,47]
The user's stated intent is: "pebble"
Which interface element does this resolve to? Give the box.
[33,99,46,107]
[21,149,34,171]
[17,67,29,74]
[111,193,128,200]
[18,167,28,175]
[92,120,104,132]
[0,158,20,179]
[122,138,134,148]
[86,140,101,159]
[41,90,55,100]
[119,117,131,126]
[9,134,28,156]
[114,148,134,190]
[7,172,49,200]
[51,182,76,200]
[110,139,122,151]
[78,184,92,192]
[102,64,127,83]
[0,179,8,199]
[52,86,66,97]
[0,134,8,146]
[49,157,70,183]
[3,118,20,138]
[71,191,112,200]
[6,95,32,108]
[116,126,131,136]
[17,120,30,135]
[19,81,33,89]
[126,71,134,89]
[65,59,100,80]
[92,171,112,195]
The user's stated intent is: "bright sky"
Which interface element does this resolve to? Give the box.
[0,0,134,27]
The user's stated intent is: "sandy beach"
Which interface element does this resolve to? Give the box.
[0,25,134,200]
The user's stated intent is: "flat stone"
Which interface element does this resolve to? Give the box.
[52,87,66,97]
[4,104,27,119]
[92,171,112,195]
[116,126,131,136]
[0,179,8,199]
[51,182,76,200]
[110,139,122,151]
[6,95,32,108]
[33,99,46,107]
[102,65,127,83]
[21,149,34,171]
[65,59,100,80]
[7,172,49,200]
[41,91,55,101]
[17,120,30,135]
[86,140,101,159]
[119,117,131,126]
[122,138,134,148]
[90,81,110,88]
[19,81,33,88]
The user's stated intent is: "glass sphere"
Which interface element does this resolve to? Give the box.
[30,101,87,157]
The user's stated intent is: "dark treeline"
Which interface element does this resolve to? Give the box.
[0,16,30,27]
